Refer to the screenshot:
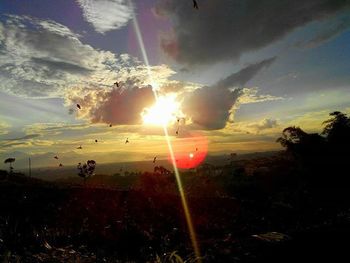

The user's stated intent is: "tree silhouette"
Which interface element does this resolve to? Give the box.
[322,111,350,154]
[4,158,15,175]
[276,126,326,158]
[277,111,350,188]
[77,160,96,183]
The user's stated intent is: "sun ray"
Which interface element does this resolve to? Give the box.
[128,0,201,260]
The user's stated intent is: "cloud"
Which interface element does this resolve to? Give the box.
[182,58,276,130]
[295,15,350,48]
[255,119,278,130]
[232,118,279,134]
[0,121,10,135]
[76,0,133,33]
[66,85,155,125]
[0,15,123,98]
[4,134,40,141]
[238,87,284,105]
[0,133,41,150]
[156,0,350,65]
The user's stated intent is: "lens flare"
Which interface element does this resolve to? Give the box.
[170,132,208,169]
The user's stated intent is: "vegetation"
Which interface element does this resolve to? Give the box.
[0,111,349,262]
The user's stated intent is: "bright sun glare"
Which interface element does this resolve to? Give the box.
[142,94,181,126]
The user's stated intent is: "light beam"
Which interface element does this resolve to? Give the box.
[128,1,201,261]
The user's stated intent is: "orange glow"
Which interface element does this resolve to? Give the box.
[169,132,208,169]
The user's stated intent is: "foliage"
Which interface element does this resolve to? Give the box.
[77,160,96,181]
[276,111,350,187]
[3,157,15,174]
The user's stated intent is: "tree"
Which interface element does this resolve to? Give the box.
[276,126,326,157]
[4,158,15,175]
[322,111,350,153]
[77,160,96,183]
[277,111,350,188]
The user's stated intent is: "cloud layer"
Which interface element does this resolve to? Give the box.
[0,14,281,132]
[0,15,120,97]
[156,0,350,65]
[183,58,276,129]
[68,85,155,125]
[76,0,133,33]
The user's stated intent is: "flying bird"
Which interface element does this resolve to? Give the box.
[76,104,81,110]
[109,124,113,127]
[95,139,98,143]
[59,163,63,167]
[125,138,129,144]
[114,81,119,87]
[193,0,199,9]
[77,145,82,149]
[54,156,59,160]
[153,156,157,163]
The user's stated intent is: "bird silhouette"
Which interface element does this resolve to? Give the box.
[193,0,199,9]
[95,139,98,143]
[76,104,81,109]
[54,156,59,159]
[125,138,129,144]
[109,124,113,127]
[153,156,157,163]
[114,81,119,87]
[59,163,63,167]
[77,145,82,149]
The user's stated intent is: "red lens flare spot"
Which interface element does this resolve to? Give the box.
[168,132,208,169]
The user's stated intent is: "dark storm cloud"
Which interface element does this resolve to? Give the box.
[295,15,350,48]
[156,0,350,65]
[183,58,275,130]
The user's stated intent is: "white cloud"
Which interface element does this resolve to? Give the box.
[0,121,10,135]
[0,15,121,97]
[76,0,133,33]
[238,87,284,105]
[232,118,279,134]
[0,15,283,132]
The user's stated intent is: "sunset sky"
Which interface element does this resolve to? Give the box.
[1,0,350,169]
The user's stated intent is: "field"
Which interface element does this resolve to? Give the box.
[1,152,350,262]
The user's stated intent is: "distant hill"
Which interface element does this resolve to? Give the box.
[15,151,281,181]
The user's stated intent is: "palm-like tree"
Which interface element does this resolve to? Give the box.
[4,157,15,175]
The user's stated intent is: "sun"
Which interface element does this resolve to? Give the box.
[142,94,181,126]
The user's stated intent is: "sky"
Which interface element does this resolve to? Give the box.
[0,0,350,169]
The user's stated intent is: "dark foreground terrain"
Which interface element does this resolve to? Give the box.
[0,166,350,262]
[2,111,350,262]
